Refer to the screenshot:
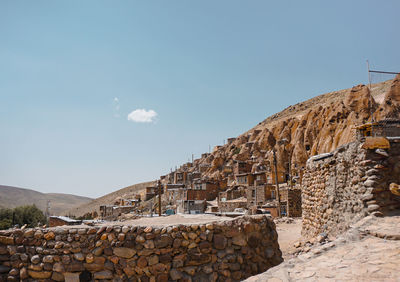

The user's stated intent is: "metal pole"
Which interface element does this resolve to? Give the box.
[273,150,281,217]
[367,60,375,136]
[158,181,162,216]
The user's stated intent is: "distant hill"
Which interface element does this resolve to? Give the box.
[0,185,92,216]
[66,181,155,217]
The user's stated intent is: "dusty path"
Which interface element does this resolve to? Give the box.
[275,218,302,260]
[245,215,400,282]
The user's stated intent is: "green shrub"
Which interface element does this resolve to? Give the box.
[0,208,13,230]
[0,205,47,230]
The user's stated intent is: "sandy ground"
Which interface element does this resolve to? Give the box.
[275,219,303,259]
[246,215,400,282]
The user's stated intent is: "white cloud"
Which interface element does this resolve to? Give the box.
[114,97,119,102]
[127,109,158,123]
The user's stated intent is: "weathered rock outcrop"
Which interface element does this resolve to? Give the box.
[191,76,399,180]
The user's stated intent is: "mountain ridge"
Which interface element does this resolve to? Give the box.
[0,185,92,216]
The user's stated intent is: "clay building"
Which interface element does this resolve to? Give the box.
[174,171,187,184]
[219,186,246,202]
[279,187,302,217]
[145,185,163,201]
[49,216,81,227]
[191,180,219,200]
[356,118,400,140]
[253,171,267,185]
[164,183,185,203]
[266,170,287,185]
[187,171,201,184]
[235,173,254,186]
[223,165,233,175]
[180,179,219,213]
[218,186,247,212]
[246,184,276,207]
[100,205,114,218]
[233,161,252,175]
[218,198,248,213]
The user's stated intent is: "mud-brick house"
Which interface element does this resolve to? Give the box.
[164,183,185,205]
[145,185,164,201]
[181,180,219,213]
[227,137,236,144]
[182,199,206,214]
[246,184,276,207]
[192,180,219,200]
[356,118,400,140]
[174,171,188,184]
[235,173,254,186]
[187,171,201,184]
[279,187,302,217]
[100,205,114,218]
[253,171,267,185]
[219,186,246,202]
[266,170,287,185]
[181,189,207,214]
[49,216,82,227]
[218,179,228,191]
[233,161,252,175]
[218,186,247,212]
[223,165,233,175]
[218,198,248,213]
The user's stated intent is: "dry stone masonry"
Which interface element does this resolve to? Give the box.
[0,215,282,281]
[302,139,400,237]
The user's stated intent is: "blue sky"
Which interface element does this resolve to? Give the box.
[1,1,399,198]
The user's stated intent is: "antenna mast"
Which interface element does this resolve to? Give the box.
[366,60,375,136]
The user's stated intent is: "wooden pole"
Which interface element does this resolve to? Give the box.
[158,181,162,216]
[273,150,281,217]
[287,150,293,217]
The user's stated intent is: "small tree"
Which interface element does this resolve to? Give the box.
[0,208,13,230]
[13,205,47,228]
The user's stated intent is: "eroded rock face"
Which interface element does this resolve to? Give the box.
[0,215,282,281]
[194,77,400,179]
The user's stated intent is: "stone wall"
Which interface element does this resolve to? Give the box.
[0,215,282,281]
[302,140,400,237]
[218,200,247,213]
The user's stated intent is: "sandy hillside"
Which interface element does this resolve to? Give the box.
[66,181,155,217]
[0,185,92,216]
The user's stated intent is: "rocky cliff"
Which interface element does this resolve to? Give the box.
[188,76,400,181]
